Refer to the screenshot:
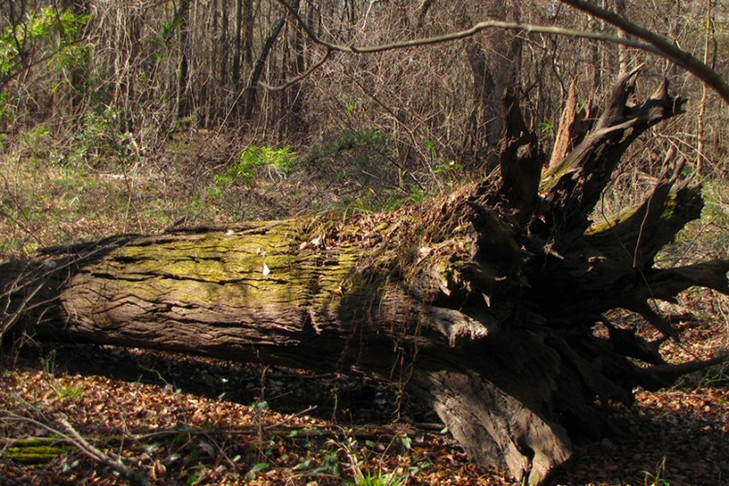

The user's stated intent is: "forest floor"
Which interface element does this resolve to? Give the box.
[1,131,729,485]
[0,299,728,486]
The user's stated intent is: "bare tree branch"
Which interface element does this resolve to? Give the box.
[271,0,729,109]
[259,48,333,91]
[267,0,660,90]
[559,0,729,104]
[0,404,146,485]
[275,0,657,54]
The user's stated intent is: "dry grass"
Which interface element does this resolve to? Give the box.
[0,127,445,259]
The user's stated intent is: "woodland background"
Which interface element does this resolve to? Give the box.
[1,1,729,485]
[2,0,729,248]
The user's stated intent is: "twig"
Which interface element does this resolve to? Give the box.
[57,417,146,485]
[259,48,334,91]
[264,405,318,430]
[0,402,148,485]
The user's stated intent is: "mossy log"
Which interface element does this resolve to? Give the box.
[4,437,74,464]
[2,67,728,485]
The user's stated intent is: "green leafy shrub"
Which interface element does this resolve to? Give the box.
[214,145,296,189]
[1,6,91,159]
[0,6,89,97]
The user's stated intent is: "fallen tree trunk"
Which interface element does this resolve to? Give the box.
[2,67,728,485]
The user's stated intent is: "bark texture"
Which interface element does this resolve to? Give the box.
[2,69,728,485]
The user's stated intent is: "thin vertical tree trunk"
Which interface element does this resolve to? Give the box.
[232,0,244,91]
[286,0,307,134]
[220,0,230,115]
[243,0,254,65]
[240,6,290,120]
[176,0,191,120]
[60,0,91,113]
[614,0,629,74]
[696,0,715,175]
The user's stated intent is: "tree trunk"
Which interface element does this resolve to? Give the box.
[240,14,287,120]
[2,70,728,486]
[175,0,192,120]
[232,0,244,92]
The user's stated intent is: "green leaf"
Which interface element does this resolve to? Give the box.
[250,462,269,472]
[539,119,555,132]
[401,435,412,450]
[292,457,312,471]
[245,462,269,480]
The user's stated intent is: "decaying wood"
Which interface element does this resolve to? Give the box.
[2,68,728,486]
[549,76,585,170]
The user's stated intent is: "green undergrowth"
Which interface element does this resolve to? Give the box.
[212,145,296,191]
[0,127,225,257]
[0,126,447,258]
[0,154,175,257]
[675,356,729,389]
[300,128,429,213]
[2,119,728,267]
[652,179,729,266]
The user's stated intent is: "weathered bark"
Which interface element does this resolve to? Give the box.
[2,70,728,485]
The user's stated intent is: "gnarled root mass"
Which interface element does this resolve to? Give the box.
[2,68,727,485]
